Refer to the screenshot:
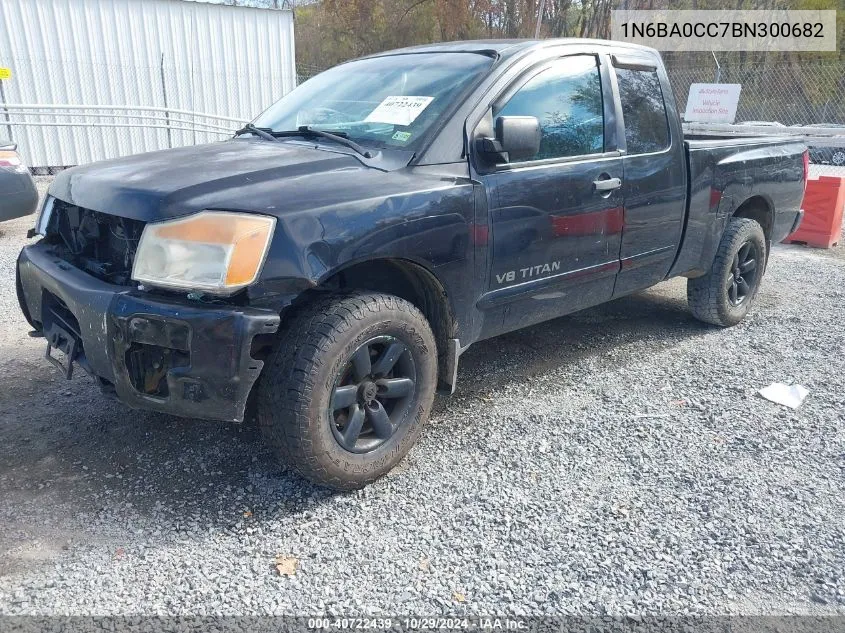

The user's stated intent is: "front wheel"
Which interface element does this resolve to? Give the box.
[257,291,437,490]
[687,217,767,327]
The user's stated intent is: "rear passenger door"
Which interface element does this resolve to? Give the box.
[611,54,687,296]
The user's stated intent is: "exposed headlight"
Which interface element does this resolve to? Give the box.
[34,195,55,236]
[131,211,276,294]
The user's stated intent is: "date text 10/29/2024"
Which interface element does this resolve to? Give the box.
[307,617,529,630]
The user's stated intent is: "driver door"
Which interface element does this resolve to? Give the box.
[474,53,623,336]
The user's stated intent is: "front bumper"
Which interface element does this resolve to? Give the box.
[17,242,280,422]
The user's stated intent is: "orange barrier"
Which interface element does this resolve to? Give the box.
[786,176,844,248]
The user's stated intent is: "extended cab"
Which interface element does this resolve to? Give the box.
[17,40,807,489]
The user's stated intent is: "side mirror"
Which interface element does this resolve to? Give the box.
[478,116,541,163]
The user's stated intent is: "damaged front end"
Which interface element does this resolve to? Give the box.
[44,199,145,286]
[17,200,281,422]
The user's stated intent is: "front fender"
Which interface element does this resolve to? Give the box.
[245,176,477,317]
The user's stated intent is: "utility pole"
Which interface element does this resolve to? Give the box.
[712,51,721,83]
[0,78,12,141]
[534,0,547,38]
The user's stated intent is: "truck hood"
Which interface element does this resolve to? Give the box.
[49,139,412,222]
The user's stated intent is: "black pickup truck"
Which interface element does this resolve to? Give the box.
[17,39,807,489]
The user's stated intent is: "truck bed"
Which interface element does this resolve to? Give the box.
[668,135,807,278]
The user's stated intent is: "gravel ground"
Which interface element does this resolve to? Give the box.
[0,178,844,616]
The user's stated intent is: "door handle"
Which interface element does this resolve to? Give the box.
[593,177,622,192]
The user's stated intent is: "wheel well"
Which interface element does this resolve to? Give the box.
[298,259,455,383]
[733,196,773,243]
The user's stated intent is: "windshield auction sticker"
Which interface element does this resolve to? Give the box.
[365,96,434,126]
[611,10,836,51]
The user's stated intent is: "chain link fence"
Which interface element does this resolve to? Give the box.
[0,52,295,173]
[665,58,845,177]
[295,64,324,86]
[295,57,845,176]
[3,53,844,177]
[665,59,845,126]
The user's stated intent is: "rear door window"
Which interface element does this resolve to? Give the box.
[615,67,670,154]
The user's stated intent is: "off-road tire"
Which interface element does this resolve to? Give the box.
[687,217,767,327]
[257,291,437,490]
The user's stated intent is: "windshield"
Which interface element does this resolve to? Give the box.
[252,52,494,151]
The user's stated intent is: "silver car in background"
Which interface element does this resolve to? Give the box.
[0,141,38,222]
[803,123,845,166]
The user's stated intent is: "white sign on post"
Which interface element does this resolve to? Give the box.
[684,83,742,123]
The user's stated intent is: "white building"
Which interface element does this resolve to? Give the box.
[0,0,296,168]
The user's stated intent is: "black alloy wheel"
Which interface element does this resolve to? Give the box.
[330,336,417,453]
[257,291,437,489]
[726,240,759,306]
[687,216,767,327]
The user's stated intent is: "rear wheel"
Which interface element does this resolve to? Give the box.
[257,291,437,490]
[687,217,767,327]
